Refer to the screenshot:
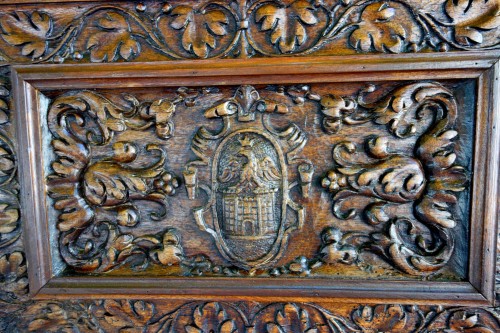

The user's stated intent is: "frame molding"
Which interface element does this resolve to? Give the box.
[13,52,500,305]
[0,0,498,331]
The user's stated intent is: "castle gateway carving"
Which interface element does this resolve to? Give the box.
[185,85,313,270]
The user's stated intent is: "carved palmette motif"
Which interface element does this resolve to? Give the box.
[185,85,313,270]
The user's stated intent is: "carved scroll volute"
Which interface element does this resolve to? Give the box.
[320,82,468,276]
[184,85,311,270]
[46,91,187,273]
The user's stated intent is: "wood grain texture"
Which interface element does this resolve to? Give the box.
[0,1,499,332]
[0,0,498,64]
[2,300,500,332]
[9,56,497,307]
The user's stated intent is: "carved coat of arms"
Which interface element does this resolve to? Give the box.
[184,85,313,270]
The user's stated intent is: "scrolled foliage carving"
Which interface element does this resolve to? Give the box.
[0,0,498,63]
[47,90,187,273]
[0,68,26,330]
[2,300,500,332]
[320,82,468,276]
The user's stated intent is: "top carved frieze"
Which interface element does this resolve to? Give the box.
[0,0,498,63]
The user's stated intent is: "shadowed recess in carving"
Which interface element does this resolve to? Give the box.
[0,0,498,63]
[40,81,471,279]
[321,82,468,276]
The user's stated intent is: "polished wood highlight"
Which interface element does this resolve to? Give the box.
[0,1,499,332]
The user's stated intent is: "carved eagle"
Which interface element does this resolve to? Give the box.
[219,150,280,188]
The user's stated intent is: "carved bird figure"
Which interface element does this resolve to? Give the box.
[218,136,280,189]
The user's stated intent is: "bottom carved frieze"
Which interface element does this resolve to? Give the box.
[1,299,499,332]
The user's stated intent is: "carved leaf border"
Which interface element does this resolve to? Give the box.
[0,2,498,329]
[0,66,24,306]
[2,300,500,332]
[0,0,498,63]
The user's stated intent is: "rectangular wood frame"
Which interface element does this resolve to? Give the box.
[13,52,500,305]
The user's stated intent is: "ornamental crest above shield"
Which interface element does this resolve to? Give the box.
[184,85,313,270]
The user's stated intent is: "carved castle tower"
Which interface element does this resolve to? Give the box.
[218,136,279,238]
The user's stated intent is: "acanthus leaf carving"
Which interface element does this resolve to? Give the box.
[3,299,500,333]
[319,82,468,276]
[168,5,229,58]
[254,0,320,54]
[253,302,355,333]
[320,82,459,139]
[425,307,499,333]
[0,202,19,235]
[0,251,28,302]
[0,76,10,124]
[89,300,156,332]
[319,227,359,266]
[47,90,186,273]
[82,142,176,210]
[0,11,52,60]
[177,302,245,333]
[156,3,237,59]
[24,302,92,332]
[319,94,357,134]
[86,11,141,62]
[0,69,20,252]
[443,0,500,46]
[349,2,423,53]
[351,304,425,332]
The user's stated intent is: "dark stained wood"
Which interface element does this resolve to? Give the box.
[468,62,500,303]
[12,56,499,307]
[0,1,499,332]
[0,0,498,63]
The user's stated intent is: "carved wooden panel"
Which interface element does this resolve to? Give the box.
[10,55,497,303]
[37,81,469,277]
[0,0,499,63]
[0,1,499,332]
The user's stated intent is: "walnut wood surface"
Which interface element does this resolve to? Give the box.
[0,1,499,332]
[0,0,498,63]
